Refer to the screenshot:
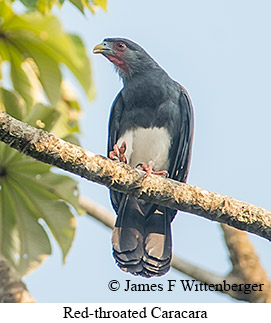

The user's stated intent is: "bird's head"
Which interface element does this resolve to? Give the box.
[93,38,157,78]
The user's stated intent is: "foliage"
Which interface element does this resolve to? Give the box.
[0,145,79,275]
[19,0,107,15]
[0,0,94,106]
[0,0,94,276]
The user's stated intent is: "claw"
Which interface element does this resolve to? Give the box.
[109,141,127,163]
[118,141,127,163]
[137,161,168,177]
[109,149,119,161]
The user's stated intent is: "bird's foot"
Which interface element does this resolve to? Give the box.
[137,161,168,177]
[109,141,127,163]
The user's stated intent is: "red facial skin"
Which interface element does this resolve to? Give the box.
[104,42,128,73]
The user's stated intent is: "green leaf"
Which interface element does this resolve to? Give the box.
[0,144,77,276]
[38,171,82,213]
[19,0,39,10]
[0,39,10,62]
[11,175,76,266]
[37,0,57,14]
[0,87,27,119]
[0,0,14,22]
[3,179,51,275]
[18,0,106,14]
[22,40,62,105]
[25,103,60,131]
[6,43,34,110]
[0,177,19,270]
[68,34,95,100]
[0,141,22,166]
[4,11,93,100]
[52,100,80,139]
[69,0,85,14]
[85,0,107,13]
[93,0,107,11]
[1,1,93,117]
[19,0,64,12]
[10,161,77,263]
[63,133,80,145]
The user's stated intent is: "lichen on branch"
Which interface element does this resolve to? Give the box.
[1,110,271,241]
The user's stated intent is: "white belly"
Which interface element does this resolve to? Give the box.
[117,127,171,171]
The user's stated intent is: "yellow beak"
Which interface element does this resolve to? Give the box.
[93,44,106,54]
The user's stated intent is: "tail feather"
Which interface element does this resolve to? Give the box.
[112,227,142,254]
[112,196,145,274]
[113,228,144,262]
[142,209,172,276]
[112,196,173,277]
[142,258,171,276]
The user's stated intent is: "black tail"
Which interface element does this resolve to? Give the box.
[112,196,173,277]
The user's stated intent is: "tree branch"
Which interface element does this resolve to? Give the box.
[79,197,115,229]
[79,197,271,303]
[0,253,35,303]
[1,110,271,241]
[221,224,271,302]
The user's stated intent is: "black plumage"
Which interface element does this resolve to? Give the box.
[93,38,194,277]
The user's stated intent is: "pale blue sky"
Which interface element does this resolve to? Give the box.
[24,0,271,302]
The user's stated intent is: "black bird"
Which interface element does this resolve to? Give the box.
[93,38,194,277]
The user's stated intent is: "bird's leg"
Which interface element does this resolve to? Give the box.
[137,161,168,177]
[109,144,120,160]
[109,141,127,163]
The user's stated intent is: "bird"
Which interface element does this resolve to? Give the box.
[93,38,194,277]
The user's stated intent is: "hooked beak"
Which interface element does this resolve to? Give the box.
[93,43,112,55]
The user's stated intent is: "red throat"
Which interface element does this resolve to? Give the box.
[105,54,128,73]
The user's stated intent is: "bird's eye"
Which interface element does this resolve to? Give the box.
[116,42,126,50]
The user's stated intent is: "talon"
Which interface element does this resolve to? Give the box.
[137,161,168,177]
[152,170,168,177]
[109,150,119,160]
[109,141,127,163]
[113,144,120,157]
[119,141,126,154]
[119,141,127,163]
[136,162,152,176]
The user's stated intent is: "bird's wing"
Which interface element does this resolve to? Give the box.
[107,90,125,154]
[168,85,194,183]
[107,91,125,213]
